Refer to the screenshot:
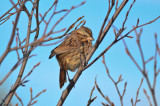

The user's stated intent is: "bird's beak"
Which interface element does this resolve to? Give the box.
[87,36,94,41]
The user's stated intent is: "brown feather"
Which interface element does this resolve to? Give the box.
[54,47,77,54]
[49,50,56,59]
[59,60,67,88]
[59,68,66,88]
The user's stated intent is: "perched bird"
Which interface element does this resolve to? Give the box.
[49,26,94,88]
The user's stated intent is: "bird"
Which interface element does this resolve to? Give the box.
[49,25,94,88]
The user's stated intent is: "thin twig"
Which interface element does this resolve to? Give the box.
[34,0,40,41]
[3,1,38,104]
[0,55,36,85]
[21,62,41,83]
[0,1,19,20]
[102,55,126,106]
[122,0,136,29]
[95,77,114,106]
[0,58,39,106]
[153,33,158,89]
[87,86,97,106]
[27,88,46,106]
[143,89,152,106]
[16,28,20,60]
[0,1,24,65]
[0,0,19,25]
[45,1,86,37]
[134,78,143,106]
[42,0,58,36]
[145,56,154,64]
[15,92,24,106]
[121,23,159,106]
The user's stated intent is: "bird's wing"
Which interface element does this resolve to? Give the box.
[53,46,77,55]
[49,35,79,59]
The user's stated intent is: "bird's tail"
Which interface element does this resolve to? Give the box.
[59,68,66,88]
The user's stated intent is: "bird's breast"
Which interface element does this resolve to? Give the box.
[56,42,92,72]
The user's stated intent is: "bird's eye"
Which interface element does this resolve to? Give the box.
[83,35,87,37]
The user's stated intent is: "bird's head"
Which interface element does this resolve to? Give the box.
[76,26,94,42]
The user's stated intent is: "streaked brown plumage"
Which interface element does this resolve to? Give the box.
[49,26,94,88]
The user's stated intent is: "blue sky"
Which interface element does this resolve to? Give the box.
[0,0,160,106]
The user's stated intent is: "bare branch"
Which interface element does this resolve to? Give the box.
[121,23,159,106]
[15,28,20,60]
[34,0,40,41]
[102,55,126,106]
[143,89,152,106]
[0,55,36,85]
[45,1,86,37]
[122,0,136,29]
[15,92,24,106]
[95,77,114,106]
[145,56,154,64]
[3,0,36,104]
[27,88,47,106]
[0,0,19,25]
[0,1,25,65]
[87,86,97,106]
[0,59,39,105]
[21,62,41,83]
[97,0,115,42]
[134,78,143,106]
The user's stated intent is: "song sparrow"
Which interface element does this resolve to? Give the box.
[49,26,94,88]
